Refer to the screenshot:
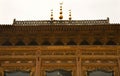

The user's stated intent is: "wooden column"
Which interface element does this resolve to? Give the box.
[76,57,80,76]
[79,50,82,76]
[35,50,41,76]
[118,58,120,76]
[76,50,81,76]
[117,50,120,76]
[79,58,82,76]
[0,68,4,76]
[1,71,4,76]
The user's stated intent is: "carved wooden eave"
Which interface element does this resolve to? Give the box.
[0,24,120,32]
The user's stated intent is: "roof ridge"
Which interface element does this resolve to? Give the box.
[15,19,108,21]
[0,24,12,26]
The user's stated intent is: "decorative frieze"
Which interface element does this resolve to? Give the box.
[0,46,120,76]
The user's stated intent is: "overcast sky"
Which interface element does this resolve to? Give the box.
[0,0,120,24]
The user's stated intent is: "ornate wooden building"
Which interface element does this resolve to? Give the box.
[0,3,120,76]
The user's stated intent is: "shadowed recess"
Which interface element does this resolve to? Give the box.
[93,40,103,45]
[106,40,116,45]
[2,40,12,46]
[42,40,51,45]
[28,40,38,45]
[67,40,76,45]
[80,40,89,45]
[54,40,64,45]
[15,40,25,46]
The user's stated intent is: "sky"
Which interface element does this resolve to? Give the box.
[0,0,120,24]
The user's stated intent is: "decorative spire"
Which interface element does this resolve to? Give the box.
[59,2,63,20]
[50,9,53,20]
[107,17,109,23]
[13,18,16,25]
[69,10,72,20]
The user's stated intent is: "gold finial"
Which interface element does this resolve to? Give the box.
[51,9,53,20]
[59,2,63,20]
[69,10,72,20]
[13,18,16,25]
[60,2,63,5]
[107,17,109,23]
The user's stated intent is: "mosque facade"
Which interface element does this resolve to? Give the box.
[0,3,120,76]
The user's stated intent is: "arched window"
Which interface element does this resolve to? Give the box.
[15,40,25,46]
[28,40,38,45]
[67,40,76,45]
[87,69,114,76]
[54,40,64,45]
[80,40,89,45]
[93,40,102,45]
[106,40,116,45]
[46,69,72,76]
[4,71,30,76]
[2,40,12,46]
[42,40,51,45]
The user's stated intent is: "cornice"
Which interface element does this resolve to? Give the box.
[0,24,120,32]
[0,45,120,51]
